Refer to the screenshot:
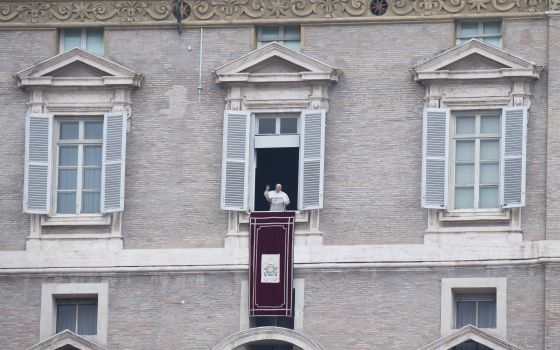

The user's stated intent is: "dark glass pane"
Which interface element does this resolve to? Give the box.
[77,303,98,335]
[258,118,276,134]
[478,300,497,328]
[280,118,298,134]
[456,301,477,328]
[56,304,76,333]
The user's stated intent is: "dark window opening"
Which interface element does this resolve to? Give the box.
[56,346,81,350]
[254,148,299,211]
[56,297,98,335]
[247,341,294,350]
[451,340,493,350]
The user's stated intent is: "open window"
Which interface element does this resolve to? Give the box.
[221,110,325,212]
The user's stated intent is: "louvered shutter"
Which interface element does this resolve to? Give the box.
[421,108,449,209]
[221,110,251,211]
[101,112,127,213]
[23,113,53,214]
[298,109,326,210]
[500,107,527,208]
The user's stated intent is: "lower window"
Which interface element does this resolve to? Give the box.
[56,297,98,335]
[455,293,496,329]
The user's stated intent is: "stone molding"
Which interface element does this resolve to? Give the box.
[27,330,107,350]
[0,0,552,28]
[419,325,521,350]
[212,327,324,350]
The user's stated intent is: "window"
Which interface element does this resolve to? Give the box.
[40,283,108,345]
[451,113,500,210]
[221,110,325,212]
[421,107,527,212]
[456,21,501,47]
[60,28,104,55]
[257,116,299,135]
[455,293,496,328]
[24,112,127,217]
[440,278,506,338]
[55,119,103,215]
[55,298,98,335]
[257,25,301,51]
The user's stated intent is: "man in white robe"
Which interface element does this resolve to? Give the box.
[264,184,290,212]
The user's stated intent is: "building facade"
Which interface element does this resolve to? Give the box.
[0,0,559,349]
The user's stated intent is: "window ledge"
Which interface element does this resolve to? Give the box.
[40,214,111,226]
[239,210,308,224]
[439,209,510,222]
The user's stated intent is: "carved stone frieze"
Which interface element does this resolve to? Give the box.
[0,1,173,24]
[0,0,551,27]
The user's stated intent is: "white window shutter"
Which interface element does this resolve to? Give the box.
[298,109,326,210]
[500,107,527,208]
[221,110,251,211]
[23,113,53,214]
[421,108,449,209]
[101,112,127,213]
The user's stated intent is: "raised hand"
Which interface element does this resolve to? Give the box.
[265,185,270,191]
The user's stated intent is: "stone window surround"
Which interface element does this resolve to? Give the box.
[15,48,142,239]
[40,282,109,347]
[214,42,341,247]
[411,40,542,232]
[440,277,507,338]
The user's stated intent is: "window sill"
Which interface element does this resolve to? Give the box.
[40,214,111,226]
[239,210,308,224]
[439,209,510,222]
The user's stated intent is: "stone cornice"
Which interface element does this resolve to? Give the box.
[0,0,553,28]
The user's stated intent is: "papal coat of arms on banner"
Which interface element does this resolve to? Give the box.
[261,254,280,283]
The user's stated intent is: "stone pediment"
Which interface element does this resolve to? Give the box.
[411,39,542,82]
[15,47,142,88]
[418,325,521,350]
[214,42,341,84]
[27,330,107,350]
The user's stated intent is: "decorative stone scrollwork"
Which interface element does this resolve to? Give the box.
[0,1,173,24]
[0,0,552,26]
[390,0,546,15]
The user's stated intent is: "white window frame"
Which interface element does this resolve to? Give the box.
[456,20,502,47]
[256,25,301,49]
[449,111,501,212]
[441,278,506,338]
[53,117,104,217]
[59,28,104,54]
[40,282,109,346]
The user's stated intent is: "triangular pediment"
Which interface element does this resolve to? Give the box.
[27,330,107,350]
[15,48,142,88]
[214,42,341,84]
[411,39,542,81]
[240,56,311,74]
[418,325,521,350]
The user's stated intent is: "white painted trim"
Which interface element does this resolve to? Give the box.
[255,134,300,148]
[40,282,109,346]
[440,278,507,338]
[28,330,107,350]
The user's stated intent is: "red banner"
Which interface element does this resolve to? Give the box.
[249,211,295,317]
